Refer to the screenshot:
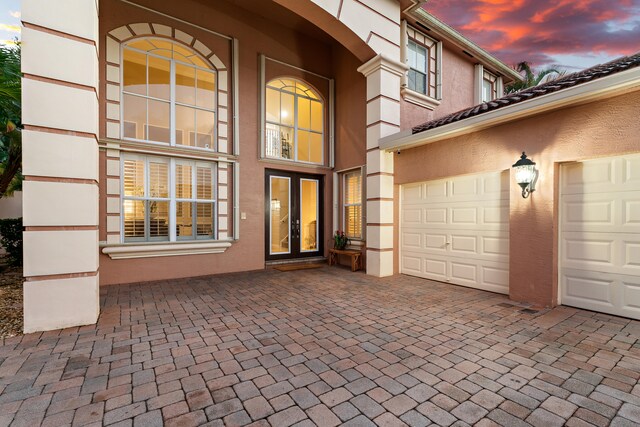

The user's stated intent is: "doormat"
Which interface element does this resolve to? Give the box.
[273,263,325,272]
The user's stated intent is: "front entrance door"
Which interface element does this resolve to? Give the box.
[266,170,323,261]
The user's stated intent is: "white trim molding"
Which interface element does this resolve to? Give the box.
[102,241,232,259]
[358,53,409,78]
[381,66,640,152]
[401,87,440,110]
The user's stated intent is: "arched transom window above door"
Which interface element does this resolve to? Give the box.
[122,37,217,150]
[265,78,324,164]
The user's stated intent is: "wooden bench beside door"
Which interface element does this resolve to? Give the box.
[328,248,363,272]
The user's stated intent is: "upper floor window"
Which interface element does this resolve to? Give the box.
[265,78,324,164]
[406,26,440,100]
[482,70,498,102]
[122,38,217,150]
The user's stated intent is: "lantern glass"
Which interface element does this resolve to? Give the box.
[514,164,536,186]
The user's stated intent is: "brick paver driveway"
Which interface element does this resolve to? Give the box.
[1,267,640,426]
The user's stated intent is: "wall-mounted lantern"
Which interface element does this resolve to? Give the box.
[512,152,538,198]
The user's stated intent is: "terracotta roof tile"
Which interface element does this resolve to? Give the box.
[412,52,640,134]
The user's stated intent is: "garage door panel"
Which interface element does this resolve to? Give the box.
[402,232,421,249]
[425,208,447,225]
[622,281,640,313]
[563,270,613,305]
[451,207,477,225]
[562,234,615,266]
[560,153,640,320]
[403,208,422,224]
[624,199,640,227]
[402,255,422,275]
[402,183,423,203]
[562,159,616,194]
[401,170,509,295]
[623,156,640,186]
[450,234,476,254]
[425,233,447,250]
[482,265,509,289]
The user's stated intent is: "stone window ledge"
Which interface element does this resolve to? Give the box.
[401,87,441,110]
[102,241,232,260]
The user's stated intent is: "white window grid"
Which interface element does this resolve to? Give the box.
[121,153,218,243]
[120,37,218,152]
[265,80,324,165]
[343,169,363,240]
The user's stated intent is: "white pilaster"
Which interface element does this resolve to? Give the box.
[22,0,100,333]
[358,54,407,277]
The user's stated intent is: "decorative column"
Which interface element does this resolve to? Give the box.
[21,0,100,332]
[358,55,407,277]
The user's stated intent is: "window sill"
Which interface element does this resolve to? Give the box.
[102,241,233,260]
[401,88,441,110]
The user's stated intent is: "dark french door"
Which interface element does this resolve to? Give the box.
[265,170,323,261]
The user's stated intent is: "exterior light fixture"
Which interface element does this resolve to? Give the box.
[512,152,538,198]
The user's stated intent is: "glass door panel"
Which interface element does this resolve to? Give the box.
[266,170,322,261]
[270,176,290,255]
[300,179,319,252]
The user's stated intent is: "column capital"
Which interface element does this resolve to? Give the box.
[357,53,408,78]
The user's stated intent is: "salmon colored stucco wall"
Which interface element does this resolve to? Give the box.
[400,48,477,130]
[98,0,366,285]
[393,90,640,308]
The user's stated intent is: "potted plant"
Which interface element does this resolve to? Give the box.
[333,231,349,250]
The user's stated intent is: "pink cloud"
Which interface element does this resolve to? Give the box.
[424,0,640,68]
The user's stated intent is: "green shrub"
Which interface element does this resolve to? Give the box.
[0,218,22,266]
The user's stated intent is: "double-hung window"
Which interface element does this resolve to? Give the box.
[405,26,440,100]
[408,40,428,95]
[482,71,498,103]
[123,154,217,242]
[343,170,363,240]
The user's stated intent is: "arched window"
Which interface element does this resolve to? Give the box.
[122,37,217,150]
[265,78,324,164]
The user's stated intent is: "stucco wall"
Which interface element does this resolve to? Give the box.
[400,47,477,131]
[98,0,366,285]
[393,90,640,307]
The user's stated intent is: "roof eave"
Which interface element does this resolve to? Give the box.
[406,8,522,83]
[380,66,640,152]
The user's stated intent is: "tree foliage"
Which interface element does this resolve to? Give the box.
[0,43,22,199]
[505,61,565,94]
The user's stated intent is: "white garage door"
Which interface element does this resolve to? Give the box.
[560,154,640,319]
[400,171,510,294]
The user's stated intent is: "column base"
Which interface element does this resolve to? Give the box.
[23,275,100,333]
[366,250,394,277]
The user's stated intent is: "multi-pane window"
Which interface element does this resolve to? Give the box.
[122,154,216,242]
[406,26,439,99]
[122,38,217,150]
[265,78,324,164]
[408,40,428,95]
[343,170,362,239]
[482,71,498,102]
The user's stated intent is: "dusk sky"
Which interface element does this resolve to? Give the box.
[2,0,639,71]
[424,0,640,70]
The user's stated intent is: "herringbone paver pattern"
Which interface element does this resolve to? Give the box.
[1,267,640,426]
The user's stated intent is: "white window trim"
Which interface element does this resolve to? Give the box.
[264,79,325,165]
[121,153,218,244]
[475,64,504,104]
[102,241,232,259]
[342,168,364,241]
[400,21,442,108]
[259,55,335,168]
[120,38,218,153]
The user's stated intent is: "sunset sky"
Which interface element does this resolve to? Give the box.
[1,0,639,72]
[424,0,640,70]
